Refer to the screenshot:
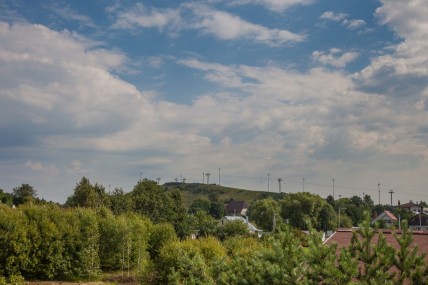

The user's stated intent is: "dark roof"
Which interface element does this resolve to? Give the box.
[397,201,422,209]
[225,200,249,214]
[409,212,428,226]
[324,229,428,262]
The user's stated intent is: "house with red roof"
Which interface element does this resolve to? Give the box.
[371,210,398,228]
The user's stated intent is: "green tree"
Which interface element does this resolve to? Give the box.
[109,187,132,215]
[0,189,13,206]
[393,220,428,284]
[0,204,30,277]
[148,223,177,259]
[249,197,280,231]
[66,177,106,208]
[346,216,395,283]
[12,184,37,205]
[209,201,225,219]
[216,220,249,241]
[304,229,358,284]
[189,198,212,215]
[155,239,214,285]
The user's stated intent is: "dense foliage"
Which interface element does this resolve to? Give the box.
[1,178,428,284]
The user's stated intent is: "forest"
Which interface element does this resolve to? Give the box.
[0,178,427,284]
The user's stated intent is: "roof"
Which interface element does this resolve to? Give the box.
[371,210,398,223]
[397,201,422,209]
[384,210,398,221]
[225,200,249,213]
[222,216,261,232]
[324,228,428,262]
[408,212,428,226]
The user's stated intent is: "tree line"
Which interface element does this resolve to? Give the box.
[1,177,427,284]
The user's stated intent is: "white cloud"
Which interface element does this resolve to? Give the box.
[312,48,359,68]
[228,0,313,12]
[188,5,304,46]
[356,0,428,97]
[320,11,347,22]
[111,3,182,31]
[343,19,366,30]
[25,160,60,175]
[320,11,365,30]
[111,3,303,46]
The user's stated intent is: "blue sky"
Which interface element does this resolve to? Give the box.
[1,0,428,204]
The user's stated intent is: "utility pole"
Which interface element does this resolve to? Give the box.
[378,183,381,205]
[332,178,335,199]
[278,178,282,193]
[206,172,210,184]
[389,189,394,206]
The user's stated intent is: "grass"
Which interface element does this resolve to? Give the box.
[164,182,283,207]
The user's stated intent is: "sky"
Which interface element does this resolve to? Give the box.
[1,0,428,204]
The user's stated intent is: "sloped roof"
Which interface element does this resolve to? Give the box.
[225,200,249,213]
[371,210,398,223]
[408,212,428,226]
[384,210,398,221]
[397,201,422,209]
[222,216,261,232]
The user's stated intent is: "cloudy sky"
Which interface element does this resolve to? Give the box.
[1,0,428,204]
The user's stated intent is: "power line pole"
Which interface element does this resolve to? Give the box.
[278,178,282,193]
[389,189,394,206]
[332,178,335,199]
[206,172,210,184]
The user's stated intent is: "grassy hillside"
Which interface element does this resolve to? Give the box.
[163,182,283,207]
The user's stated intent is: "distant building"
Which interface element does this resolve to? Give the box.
[225,200,249,216]
[371,211,398,228]
[219,216,263,238]
[408,212,428,231]
[324,228,428,263]
[396,200,423,214]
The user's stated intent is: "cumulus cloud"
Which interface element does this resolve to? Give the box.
[355,0,428,98]
[312,48,359,68]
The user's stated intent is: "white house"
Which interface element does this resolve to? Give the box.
[371,210,398,228]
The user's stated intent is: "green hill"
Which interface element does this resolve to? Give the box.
[163,182,283,207]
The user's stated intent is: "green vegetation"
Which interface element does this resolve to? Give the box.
[1,178,428,284]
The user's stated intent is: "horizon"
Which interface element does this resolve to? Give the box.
[1,0,428,204]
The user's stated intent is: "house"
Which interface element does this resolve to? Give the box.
[396,200,423,214]
[225,200,249,216]
[371,211,398,228]
[324,228,428,263]
[408,212,428,231]
[219,216,263,238]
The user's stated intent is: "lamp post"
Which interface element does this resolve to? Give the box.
[338,207,347,229]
